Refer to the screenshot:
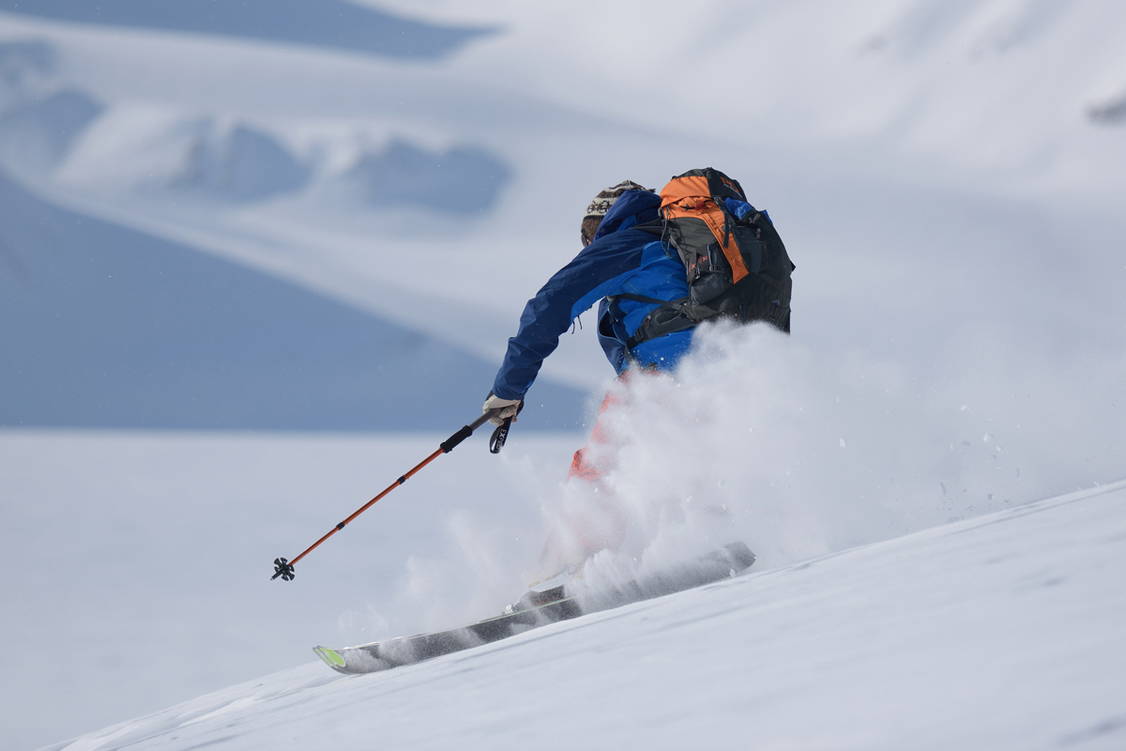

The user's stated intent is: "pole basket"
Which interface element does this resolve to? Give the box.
[272,557,296,581]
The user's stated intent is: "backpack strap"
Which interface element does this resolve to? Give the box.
[629,219,666,238]
[610,295,706,351]
[610,292,669,306]
[605,220,680,349]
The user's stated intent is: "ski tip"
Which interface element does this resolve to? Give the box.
[724,541,756,571]
[313,645,347,669]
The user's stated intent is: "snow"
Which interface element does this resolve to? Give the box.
[4,323,1123,749]
[0,430,573,749]
[2,1,1125,748]
[41,480,1126,751]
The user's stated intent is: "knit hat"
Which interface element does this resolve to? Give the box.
[580,179,652,246]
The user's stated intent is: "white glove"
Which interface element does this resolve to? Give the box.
[483,394,522,426]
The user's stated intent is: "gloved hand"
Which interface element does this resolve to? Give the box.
[483,393,522,426]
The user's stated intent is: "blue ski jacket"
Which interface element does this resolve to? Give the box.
[491,190,695,401]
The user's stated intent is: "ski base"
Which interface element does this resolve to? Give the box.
[314,541,755,675]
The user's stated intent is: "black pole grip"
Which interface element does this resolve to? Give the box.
[440,425,473,453]
[440,413,492,453]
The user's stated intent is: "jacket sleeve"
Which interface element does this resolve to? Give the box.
[490,231,647,400]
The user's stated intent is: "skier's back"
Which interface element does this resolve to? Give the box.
[484,180,692,421]
[483,171,793,424]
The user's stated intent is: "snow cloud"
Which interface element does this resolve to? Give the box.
[534,320,1126,602]
[362,312,1123,635]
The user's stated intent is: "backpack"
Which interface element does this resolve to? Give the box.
[622,168,794,348]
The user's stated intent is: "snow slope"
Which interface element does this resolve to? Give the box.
[0,430,575,750]
[4,324,1122,750]
[46,480,1126,751]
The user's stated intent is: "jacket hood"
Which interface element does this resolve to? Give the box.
[593,189,660,241]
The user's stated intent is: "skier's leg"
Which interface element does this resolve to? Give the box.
[567,384,623,481]
[538,379,634,574]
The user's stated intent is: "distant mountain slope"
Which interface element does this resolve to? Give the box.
[0,167,583,430]
[0,0,495,61]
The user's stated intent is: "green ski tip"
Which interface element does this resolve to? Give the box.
[313,646,346,668]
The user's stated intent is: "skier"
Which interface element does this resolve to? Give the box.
[275,174,782,594]
[482,171,792,570]
[481,179,694,480]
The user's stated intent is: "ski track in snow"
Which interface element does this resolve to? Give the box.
[46,480,1126,751]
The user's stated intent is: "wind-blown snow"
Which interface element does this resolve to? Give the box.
[397,321,1126,626]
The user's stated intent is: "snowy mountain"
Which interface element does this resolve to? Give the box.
[168,123,311,203]
[0,166,584,430]
[340,138,511,214]
[0,38,101,171]
[4,0,1124,397]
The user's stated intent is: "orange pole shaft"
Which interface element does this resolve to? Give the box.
[287,447,445,568]
[281,413,493,573]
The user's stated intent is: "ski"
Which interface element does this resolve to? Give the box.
[313,541,756,674]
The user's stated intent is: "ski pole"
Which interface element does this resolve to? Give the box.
[272,412,503,581]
